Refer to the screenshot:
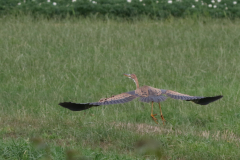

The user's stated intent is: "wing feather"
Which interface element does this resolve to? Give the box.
[58,102,98,111]
[186,95,223,105]
[165,90,223,105]
[165,90,203,100]
[59,92,138,111]
[93,92,137,105]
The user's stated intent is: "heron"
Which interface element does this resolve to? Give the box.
[59,74,223,125]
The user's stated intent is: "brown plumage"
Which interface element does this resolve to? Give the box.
[59,74,223,125]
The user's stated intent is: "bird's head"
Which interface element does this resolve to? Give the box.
[124,74,136,79]
[124,74,138,84]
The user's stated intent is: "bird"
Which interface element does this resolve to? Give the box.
[59,74,223,125]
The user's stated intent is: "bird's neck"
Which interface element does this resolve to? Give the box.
[134,77,139,89]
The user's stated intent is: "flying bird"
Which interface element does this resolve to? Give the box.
[59,74,223,125]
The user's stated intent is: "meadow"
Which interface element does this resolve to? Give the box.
[0,15,240,159]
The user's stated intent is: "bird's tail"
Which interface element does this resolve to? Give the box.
[186,95,223,105]
[59,102,99,111]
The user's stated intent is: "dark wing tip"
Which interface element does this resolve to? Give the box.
[59,102,98,111]
[188,95,223,105]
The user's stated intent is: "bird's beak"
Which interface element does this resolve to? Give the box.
[124,74,131,77]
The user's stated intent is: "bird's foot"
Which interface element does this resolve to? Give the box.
[151,114,158,124]
[161,115,166,125]
[161,115,166,121]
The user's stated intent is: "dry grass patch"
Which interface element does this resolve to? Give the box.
[113,122,240,143]
[201,130,240,143]
[112,122,180,135]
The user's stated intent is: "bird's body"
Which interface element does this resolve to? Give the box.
[59,74,223,124]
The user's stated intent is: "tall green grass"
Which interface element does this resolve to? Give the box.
[1,15,240,159]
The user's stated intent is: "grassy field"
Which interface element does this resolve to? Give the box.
[0,16,240,159]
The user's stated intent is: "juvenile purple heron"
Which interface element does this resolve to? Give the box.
[59,74,223,125]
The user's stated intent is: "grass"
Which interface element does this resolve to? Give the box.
[3,0,240,19]
[0,15,240,159]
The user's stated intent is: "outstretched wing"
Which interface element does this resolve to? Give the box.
[91,92,137,105]
[59,91,137,111]
[186,95,223,105]
[164,90,223,105]
[59,102,97,111]
[165,90,203,100]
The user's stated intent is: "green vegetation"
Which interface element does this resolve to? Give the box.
[1,15,240,159]
[1,0,240,19]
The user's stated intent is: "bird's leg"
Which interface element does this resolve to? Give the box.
[151,101,158,124]
[158,102,165,125]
